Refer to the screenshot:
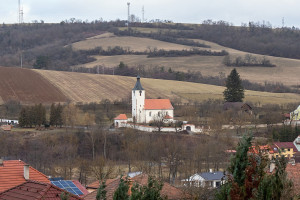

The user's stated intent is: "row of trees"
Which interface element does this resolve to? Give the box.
[223,54,275,67]
[19,104,46,127]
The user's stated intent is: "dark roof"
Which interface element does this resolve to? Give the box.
[199,171,225,181]
[132,76,144,90]
[274,142,298,152]
[223,102,252,111]
[0,180,82,200]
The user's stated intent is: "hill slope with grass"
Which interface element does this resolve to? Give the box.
[35,69,300,105]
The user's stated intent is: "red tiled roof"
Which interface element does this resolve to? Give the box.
[83,174,189,200]
[0,160,50,192]
[164,115,173,119]
[0,180,82,200]
[86,179,116,190]
[144,99,173,110]
[84,179,120,200]
[114,114,128,120]
[273,142,297,152]
[286,163,300,195]
[72,180,89,196]
[132,174,189,200]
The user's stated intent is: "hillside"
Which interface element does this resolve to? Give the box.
[0,67,298,105]
[35,69,300,105]
[72,33,300,87]
[0,67,67,104]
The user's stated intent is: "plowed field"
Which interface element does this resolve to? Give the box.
[0,67,67,104]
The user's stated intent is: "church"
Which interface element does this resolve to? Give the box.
[114,76,174,127]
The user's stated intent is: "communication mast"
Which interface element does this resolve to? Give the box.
[127,2,130,25]
[18,0,23,24]
[142,6,144,22]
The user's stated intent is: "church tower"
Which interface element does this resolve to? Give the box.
[132,76,145,123]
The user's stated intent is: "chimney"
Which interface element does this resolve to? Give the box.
[24,164,29,180]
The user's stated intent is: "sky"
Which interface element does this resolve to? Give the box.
[0,0,300,28]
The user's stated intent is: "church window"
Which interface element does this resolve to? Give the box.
[149,112,151,117]
[139,90,142,96]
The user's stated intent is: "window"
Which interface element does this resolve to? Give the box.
[149,112,151,117]
[158,112,160,117]
[166,111,169,115]
[288,148,290,151]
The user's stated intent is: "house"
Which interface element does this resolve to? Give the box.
[84,174,189,200]
[0,159,50,192]
[114,114,128,128]
[223,102,253,115]
[0,180,82,200]
[271,142,297,158]
[132,76,174,123]
[182,170,226,188]
[290,105,300,120]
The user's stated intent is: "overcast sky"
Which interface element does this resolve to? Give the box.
[1,0,300,28]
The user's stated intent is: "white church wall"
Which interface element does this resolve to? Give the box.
[145,109,174,123]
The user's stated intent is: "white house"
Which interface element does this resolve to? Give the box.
[182,170,226,188]
[291,105,300,121]
[114,114,128,128]
[132,76,174,123]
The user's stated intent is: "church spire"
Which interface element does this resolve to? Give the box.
[132,75,144,90]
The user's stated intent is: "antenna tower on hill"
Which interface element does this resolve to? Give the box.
[142,6,144,22]
[18,0,24,24]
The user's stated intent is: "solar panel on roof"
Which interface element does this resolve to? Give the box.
[50,180,83,196]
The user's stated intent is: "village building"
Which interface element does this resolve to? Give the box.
[181,170,226,188]
[114,76,203,133]
[131,76,174,123]
[290,105,300,121]
[0,180,83,200]
[0,159,50,193]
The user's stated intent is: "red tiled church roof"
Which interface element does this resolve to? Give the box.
[0,180,82,200]
[144,99,173,110]
[114,114,128,120]
[0,160,50,192]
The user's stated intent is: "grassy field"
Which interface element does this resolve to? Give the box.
[35,70,300,105]
[72,34,191,52]
[72,31,300,87]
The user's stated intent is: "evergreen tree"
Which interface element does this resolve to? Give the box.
[96,180,107,200]
[223,68,244,102]
[19,107,28,127]
[56,103,63,127]
[113,177,129,200]
[215,133,293,200]
[50,103,56,126]
[60,192,69,200]
[130,176,165,200]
